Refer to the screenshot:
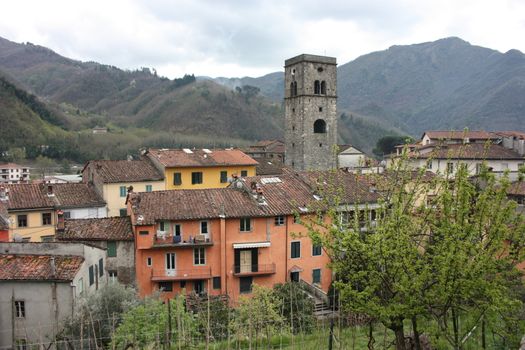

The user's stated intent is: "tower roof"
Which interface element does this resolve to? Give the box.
[285,54,337,66]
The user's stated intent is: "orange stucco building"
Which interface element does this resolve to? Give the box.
[128,170,380,302]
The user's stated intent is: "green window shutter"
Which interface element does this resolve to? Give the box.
[312,268,321,284]
[120,186,127,197]
[146,185,152,192]
[107,241,117,257]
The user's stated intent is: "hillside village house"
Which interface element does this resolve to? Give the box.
[0,183,106,242]
[387,130,525,179]
[56,216,135,285]
[244,140,285,164]
[82,159,164,217]
[145,148,258,190]
[0,242,107,349]
[127,170,379,303]
[0,162,30,184]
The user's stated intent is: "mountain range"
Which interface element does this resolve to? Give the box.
[0,36,524,161]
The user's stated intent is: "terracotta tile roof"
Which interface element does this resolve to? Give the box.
[495,131,525,140]
[50,183,105,209]
[0,254,84,281]
[0,183,105,210]
[255,161,286,176]
[423,130,498,140]
[0,184,55,210]
[130,170,380,224]
[84,158,164,183]
[409,143,524,160]
[245,140,285,154]
[147,148,258,168]
[58,217,133,241]
[508,181,525,196]
[0,162,27,169]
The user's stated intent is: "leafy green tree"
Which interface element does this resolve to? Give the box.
[373,135,414,157]
[273,282,316,334]
[34,155,54,179]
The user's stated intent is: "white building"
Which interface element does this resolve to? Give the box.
[0,163,30,184]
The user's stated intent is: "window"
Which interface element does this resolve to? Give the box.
[64,211,71,219]
[15,339,27,350]
[194,280,205,294]
[146,184,153,192]
[320,81,326,94]
[109,271,118,283]
[78,277,84,295]
[312,244,322,256]
[475,163,483,174]
[194,247,206,265]
[180,281,186,289]
[173,172,182,186]
[291,241,301,259]
[240,276,253,294]
[139,230,149,236]
[274,216,285,226]
[174,224,181,236]
[240,170,248,177]
[312,268,321,284]
[119,186,127,197]
[42,213,52,225]
[146,257,152,266]
[313,119,326,133]
[107,241,117,257]
[220,171,228,183]
[293,215,299,224]
[319,106,323,112]
[159,282,173,292]
[89,266,94,286]
[191,172,203,184]
[99,259,104,277]
[17,215,27,228]
[119,208,127,217]
[14,300,25,318]
[213,276,221,289]
[200,221,209,235]
[41,235,54,242]
[314,80,320,94]
[240,217,252,232]
[446,162,454,174]
[290,81,298,97]
[426,161,432,170]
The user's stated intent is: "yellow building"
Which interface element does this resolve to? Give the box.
[82,159,165,217]
[146,148,258,190]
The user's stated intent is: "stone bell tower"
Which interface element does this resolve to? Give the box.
[284,54,338,171]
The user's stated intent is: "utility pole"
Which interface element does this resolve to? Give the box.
[167,298,172,347]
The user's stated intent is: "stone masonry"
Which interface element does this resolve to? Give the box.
[284,54,338,171]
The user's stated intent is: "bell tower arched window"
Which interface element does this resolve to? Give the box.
[290,81,298,97]
[314,80,320,94]
[313,119,326,133]
[321,81,326,95]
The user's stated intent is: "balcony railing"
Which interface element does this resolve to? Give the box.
[152,233,213,248]
[151,267,212,281]
[232,263,276,276]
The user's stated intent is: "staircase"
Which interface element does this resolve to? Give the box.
[299,279,336,319]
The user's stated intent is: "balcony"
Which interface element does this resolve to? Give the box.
[152,233,213,248]
[151,267,212,281]
[232,263,276,277]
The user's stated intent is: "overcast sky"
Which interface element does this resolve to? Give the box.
[1,0,524,79]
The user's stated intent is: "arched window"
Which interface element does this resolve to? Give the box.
[290,82,295,97]
[293,81,298,96]
[314,80,320,94]
[321,81,326,95]
[313,119,326,133]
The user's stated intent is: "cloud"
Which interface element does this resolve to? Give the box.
[0,0,524,78]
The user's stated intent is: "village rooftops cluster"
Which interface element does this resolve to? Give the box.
[0,183,105,210]
[128,170,380,224]
[0,254,84,281]
[146,148,259,168]
[408,143,524,160]
[58,216,133,241]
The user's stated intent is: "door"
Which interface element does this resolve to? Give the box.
[194,280,205,295]
[240,250,252,273]
[165,253,176,276]
[290,271,299,282]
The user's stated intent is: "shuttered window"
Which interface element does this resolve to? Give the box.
[107,241,117,257]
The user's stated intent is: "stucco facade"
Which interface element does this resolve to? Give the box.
[103,181,164,217]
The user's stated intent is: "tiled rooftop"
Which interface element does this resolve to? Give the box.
[0,254,84,281]
[147,148,258,168]
[129,170,380,224]
[84,158,164,183]
[423,130,498,140]
[58,216,133,241]
[508,181,525,196]
[409,143,524,160]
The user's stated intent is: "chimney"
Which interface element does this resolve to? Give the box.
[47,184,54,197]
[50,256,56,278]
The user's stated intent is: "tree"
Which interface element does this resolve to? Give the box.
[34,155,54,179]
[273,282,316,334]
[373,135,414,157]
[305,151,525,350]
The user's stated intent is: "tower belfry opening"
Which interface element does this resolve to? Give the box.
[284,54,338,171]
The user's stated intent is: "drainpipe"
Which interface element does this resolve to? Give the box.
[285,215,289,282]
[219,215,227,295]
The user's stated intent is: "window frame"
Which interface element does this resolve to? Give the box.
[200,221,209,235]
[146,257,152,267]
[193,247,206,265]
[312,268,321,284]
[213,276,221,290]
[159,282,173,292]
[274,215,285,226]
[42,212,52,225]
[239,276,253,294]
[99,258,104,277]
[107,241,117,257]
[173,172,182,186]
[145,184,153,192]
[89,265,95,286]
[119,208,127,217]
[312,244,322,256]
[291,241,301,259]
[240,170,248,177]
[119,186,127,197]
[220,171,228,183]
[17,214,28,228]
[14,300,25,318]
[191,172,203,185]
[239,217,252,232]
